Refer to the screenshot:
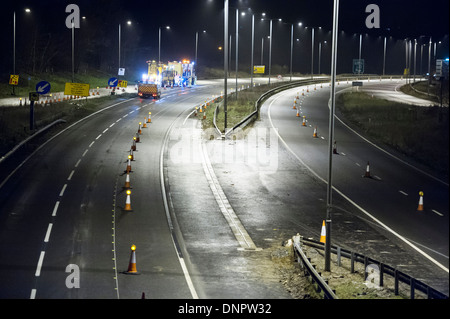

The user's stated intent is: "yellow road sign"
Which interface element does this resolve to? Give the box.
[64,82,90,97]
[253,65,265,74]
[9,74,19,85]
[118,80,128,88]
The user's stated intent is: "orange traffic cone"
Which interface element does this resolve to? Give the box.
[313,126,318,138]
[364,161,371,178]
[124,190,132,211]
[194,107,198,116]
[126,156,132,173]
[124,173,131,189]
[131,137,137,151]
[124,245,139,274]
[129,149,134,161]
[296,108,300,117]
[138,122,142,134]
[293,100,297,109]
[143,119,147,128]
[417,191,424,211]
[302,116,307,126]
[135,132,140,143]
[320,220,326,243]
[147,112,152,123]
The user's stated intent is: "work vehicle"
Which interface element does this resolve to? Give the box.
[138,83,161,99]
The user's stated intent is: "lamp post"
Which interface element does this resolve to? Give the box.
[195,30,206,78]
[159,25,170,64]
[325,0,340,273]
[224,0,229,134]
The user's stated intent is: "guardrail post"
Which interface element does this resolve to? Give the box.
[350,251,355,273]
[410,278,415,299]
[394,269,399,296]
[379,262,384,287]
[337,246,341,267]
[364,256,368,281]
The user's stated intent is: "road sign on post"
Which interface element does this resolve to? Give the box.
[9,75,19,85]
[108,77,118,87]
[353,59,364,74]
[36,81,51,95]
[253,65,265,74]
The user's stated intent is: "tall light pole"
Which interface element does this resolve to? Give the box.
[250,13,255,89]
[235,9,239,98]
[325,0,340,273]
[224,0,229,134]
[383,36,387,76]
[311,27,314,78]
[358,33,362,75]
[72,21,75,82]
[269,19,272,84]
[290,24,293,81]
[12,11,16,95]
[159,25,170,64]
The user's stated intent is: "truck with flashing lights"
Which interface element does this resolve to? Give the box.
[144,59,196,87]
[138,83,161,99]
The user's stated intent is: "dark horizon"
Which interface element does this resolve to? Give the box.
[1,0,448,80]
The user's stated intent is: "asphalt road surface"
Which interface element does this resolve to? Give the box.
[0,78,447,299]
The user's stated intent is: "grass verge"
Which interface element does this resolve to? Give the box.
[0,93,136,157]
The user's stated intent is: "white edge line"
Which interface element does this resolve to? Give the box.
[267,96,449,274]
[160,115,199,299]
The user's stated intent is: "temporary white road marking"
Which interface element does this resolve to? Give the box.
[95,134,102,140]
[432,210,444,217]
[52,201,60,216]
[59,184,67,197]
[44,223,53,242]
[399,190,408,196]
[30,289,36,299]
[103,128,109,133]
[109,123,115,128]
[74,159,81,168]
[67,170,75,181]
[89,141,95,148]
[35,251,45,276]
[82,149,88,157]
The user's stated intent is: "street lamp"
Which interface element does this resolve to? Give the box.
[119,20,132,78]
[195,30,206,78]
[325,0,340,273]
[159,25,170,64]
[12,8,32,95]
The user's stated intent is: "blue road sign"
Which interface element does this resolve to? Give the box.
[36,81,51,94]
[108,77,119,87]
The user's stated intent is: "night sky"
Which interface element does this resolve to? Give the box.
[1,0,448,78]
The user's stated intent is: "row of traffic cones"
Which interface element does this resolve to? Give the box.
[122,114,155,276]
